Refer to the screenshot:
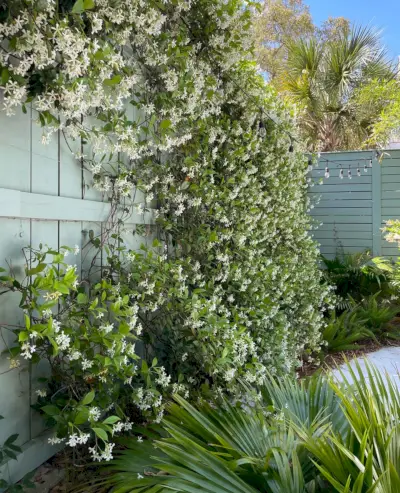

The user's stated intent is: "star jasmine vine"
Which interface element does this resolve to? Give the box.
[0,0,331,460]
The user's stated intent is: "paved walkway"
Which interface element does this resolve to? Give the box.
[332,347,400,387]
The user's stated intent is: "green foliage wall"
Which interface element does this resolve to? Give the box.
[0,0,330,479]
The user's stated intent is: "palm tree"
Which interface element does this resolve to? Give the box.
[83,361,400,492]
[279,26,394,151]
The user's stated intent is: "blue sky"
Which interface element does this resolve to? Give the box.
[307,0,400,59]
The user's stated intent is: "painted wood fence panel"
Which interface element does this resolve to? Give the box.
[0,104,152,484]
[309,150,400,259]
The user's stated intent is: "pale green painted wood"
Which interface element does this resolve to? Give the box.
[372,156,382,255]
[312,200,372,208]
[311,207,370,216]
[311,176,372,185]
[311,215,372,224]
[382,208,400,216]
[320,246,370,255]
[381,166,400,174]
[311,184,372,193]
[311,149,400,258]
[382,175,400,183]
[309,191,372,200]
[312,238,373,248]
[315,223,372,232]
[313,231,372,240]
[0,102,152,486]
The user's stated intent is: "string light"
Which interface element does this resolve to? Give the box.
[307,157,313,173]
[258,120,266,138]
[311,150,381,181]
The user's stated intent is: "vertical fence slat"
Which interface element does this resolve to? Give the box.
[372,160,382,256]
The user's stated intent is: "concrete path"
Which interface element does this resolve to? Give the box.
[332,347,400,387]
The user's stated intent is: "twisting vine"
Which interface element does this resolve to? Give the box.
[0,0,332,461]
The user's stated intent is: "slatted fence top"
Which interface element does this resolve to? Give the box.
[309,149,400,258]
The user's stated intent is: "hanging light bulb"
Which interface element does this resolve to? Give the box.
[258,120,266,138]
[364,164,368,172]
[289,141,294,153]
[339,168,344,179]
[307,157,313,173]
[324,167,330,178]
[348,169,352,179]
[357,168,361,177]
[369,159,373,168]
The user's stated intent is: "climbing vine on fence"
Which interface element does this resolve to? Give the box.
[0,0,331,460]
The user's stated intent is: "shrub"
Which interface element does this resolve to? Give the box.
[96,361,400,493]
[321,309,372,353]
[321,251,391,309]
[350,293,400,340]
[1,0,330,461]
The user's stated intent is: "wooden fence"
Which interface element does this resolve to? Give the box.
[0,103,153,484]
[309,150,400,259]
[1,117,400,484]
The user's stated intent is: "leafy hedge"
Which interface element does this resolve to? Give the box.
[0,0,330,458]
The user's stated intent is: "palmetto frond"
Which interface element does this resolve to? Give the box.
[282,25,394,150]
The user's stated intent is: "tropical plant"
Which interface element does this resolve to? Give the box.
[279,25,394,151]
[90,361,400,493]
[321,251,391,309]
[93,375,340,492]
[296,361,400,492]
[350,293,400,339]
[321,309,372,353]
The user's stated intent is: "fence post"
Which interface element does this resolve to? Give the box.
[371,160,382,256]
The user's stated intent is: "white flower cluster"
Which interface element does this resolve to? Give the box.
[2,0,331,429]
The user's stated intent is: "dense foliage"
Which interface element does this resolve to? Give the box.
[354,80,400,147]
[253,1,395,151]
[0,0,330,461]
[97,361,400,493]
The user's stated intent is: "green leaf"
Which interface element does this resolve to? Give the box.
[160,119,172,130]
[74,408,89,425]
[1,68,9,85]
[93,428,108,441]
[84,0,95,8]
[71,0,84,13]
[102,415,120,425]
[41,405,60,416]
[152,357,158,367]
[81,390,95,405]
[26,263,47,276]
[4,434,18,446]
[4,449,17,460]
[77,293,88,304]
[18,331,29,342]
[104,75,122,86]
